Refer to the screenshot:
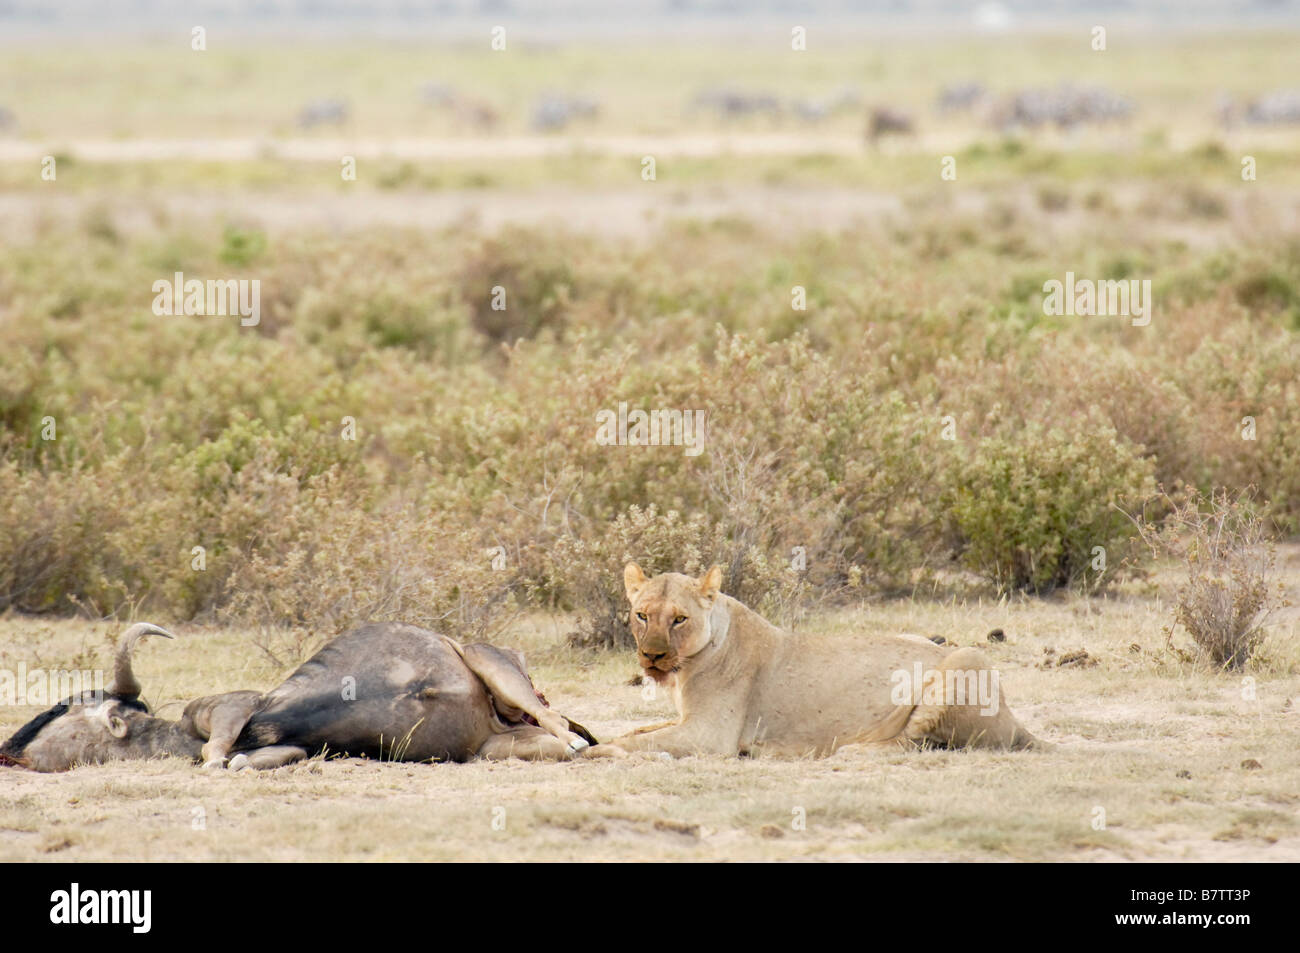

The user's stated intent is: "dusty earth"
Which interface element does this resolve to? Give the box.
[2,552,1298,862]
[4,182,1297,247]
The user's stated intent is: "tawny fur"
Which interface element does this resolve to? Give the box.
[610,563,1042,758]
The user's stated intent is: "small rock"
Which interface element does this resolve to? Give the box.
[759,823,785,839]
[1241,759,1263,770]
[1057,649,1095,668]
[929,635,947,645]
[987,629,1006,643]
[1176,769,1192,779]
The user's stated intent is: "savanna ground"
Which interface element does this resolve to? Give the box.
[2,27,1300,861]
[2,547,1299,862]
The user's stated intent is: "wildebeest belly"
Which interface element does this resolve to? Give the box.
[234,623,498,762]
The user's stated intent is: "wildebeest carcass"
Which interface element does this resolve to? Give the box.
[1,622,600,772]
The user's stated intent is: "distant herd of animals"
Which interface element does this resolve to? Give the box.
[307,82,1300,140]
[5,83,1296,141]
[1,564,1042,773]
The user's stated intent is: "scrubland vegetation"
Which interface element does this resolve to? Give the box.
[2,191,1298,655]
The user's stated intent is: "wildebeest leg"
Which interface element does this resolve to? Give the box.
[477,726,627,761]
[228,746,308,771]
[456,642,593,756]
[477,725,572,761]
[178,691,262,769]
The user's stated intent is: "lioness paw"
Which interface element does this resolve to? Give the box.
[579,743,630,760]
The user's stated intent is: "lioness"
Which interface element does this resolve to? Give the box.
[610,563,1042,757]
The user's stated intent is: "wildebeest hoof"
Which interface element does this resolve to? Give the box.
[566,738,590,757]
[228,754,252,772]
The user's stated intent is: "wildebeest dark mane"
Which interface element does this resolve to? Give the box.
[0,703,69,759]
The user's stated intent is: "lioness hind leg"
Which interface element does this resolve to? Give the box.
[903,648,1040,751]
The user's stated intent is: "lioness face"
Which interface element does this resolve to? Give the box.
[623,563,723,682]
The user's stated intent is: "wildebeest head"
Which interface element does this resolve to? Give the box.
[0,623,175,772]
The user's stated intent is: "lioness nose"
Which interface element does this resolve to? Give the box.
[643,652,667,663]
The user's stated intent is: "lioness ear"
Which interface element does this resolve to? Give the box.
[699,564,723,601]
[624,562,650,602]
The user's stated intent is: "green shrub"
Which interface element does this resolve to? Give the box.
[218,226,268,267]
[945,420,1156,593]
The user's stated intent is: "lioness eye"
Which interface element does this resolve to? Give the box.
[635,612,647,622]
[672,615,687,626]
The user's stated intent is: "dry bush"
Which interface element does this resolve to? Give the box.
[3,218,1298,645]
[0,460,122,614]
[457,231,583,345]
[215,469,519,664]
[1131,489,1283,670]
[538,504,809,650]
[1178,325,1300,534]
[942,339,1207,491]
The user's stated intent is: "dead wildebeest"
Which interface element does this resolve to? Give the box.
[1,622,600,772]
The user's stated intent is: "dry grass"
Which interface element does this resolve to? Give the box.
[2,547,1297,863]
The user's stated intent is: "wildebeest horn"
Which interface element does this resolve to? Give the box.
[108,623,176,699]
